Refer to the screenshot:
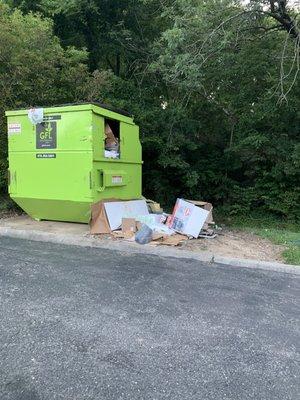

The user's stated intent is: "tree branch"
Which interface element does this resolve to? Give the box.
[268,0,300,41]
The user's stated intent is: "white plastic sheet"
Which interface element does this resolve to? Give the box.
[104,150,119,159]
[135,214,174,235]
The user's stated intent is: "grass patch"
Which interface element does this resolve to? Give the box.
[251,229,300,265]
[216,212,300,265]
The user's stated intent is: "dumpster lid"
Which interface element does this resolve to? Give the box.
[52,102,132,118]
[5,102,133,118]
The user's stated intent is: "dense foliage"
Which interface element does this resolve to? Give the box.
[1,0,299,219]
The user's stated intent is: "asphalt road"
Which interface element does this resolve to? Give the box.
[0,237,299,400]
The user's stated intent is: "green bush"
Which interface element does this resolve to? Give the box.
[0,2,110,196]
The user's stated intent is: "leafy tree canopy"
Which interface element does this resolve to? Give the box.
[1,0,299,219]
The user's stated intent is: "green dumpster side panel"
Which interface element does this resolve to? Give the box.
[12,198,91,223]
[6,103,142,223]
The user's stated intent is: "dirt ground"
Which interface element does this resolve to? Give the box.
[0,213,287,263]
[0,209,21,220]
[180,228,286,262]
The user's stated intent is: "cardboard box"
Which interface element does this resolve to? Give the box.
[187,200,214,230]
[105,123,118,147]
[167,199,209,238]
[122,218,137,235]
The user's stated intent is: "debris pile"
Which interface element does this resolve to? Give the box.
[90,198,217,246]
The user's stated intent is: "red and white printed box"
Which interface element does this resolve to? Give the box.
[167,199,209,238]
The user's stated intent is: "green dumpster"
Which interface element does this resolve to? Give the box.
[5,103,142,223]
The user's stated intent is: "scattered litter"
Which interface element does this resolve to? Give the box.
[198,232,217,239]
[158,234,187,246]
[167,199,209,238]
[134,214,174,235]
[135,224,153,245]
[152,224,174,235]
[135,213,165,226]
[90,197,217,246]
[111,230,136,241]
[122,218,136,236]
[111,230,123,238]
[152,232,165,241]
[146,199,163,214]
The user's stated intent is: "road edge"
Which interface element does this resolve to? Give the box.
[0,226,299,274]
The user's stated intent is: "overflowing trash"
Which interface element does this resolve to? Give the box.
[104,150,119,159]
[104,121,120,159]
[90,197,217,246]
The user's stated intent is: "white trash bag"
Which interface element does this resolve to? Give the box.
[28,108,44,125]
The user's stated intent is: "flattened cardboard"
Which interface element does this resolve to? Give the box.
[160,234,187,246]
[105,123,118,146]
[90,198,120,234]
[90,201,111,234]
[104,200,149,231]
[122,218,136,235]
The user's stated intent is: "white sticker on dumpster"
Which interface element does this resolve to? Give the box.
[112,176,123,184]
[8,123,21,135]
